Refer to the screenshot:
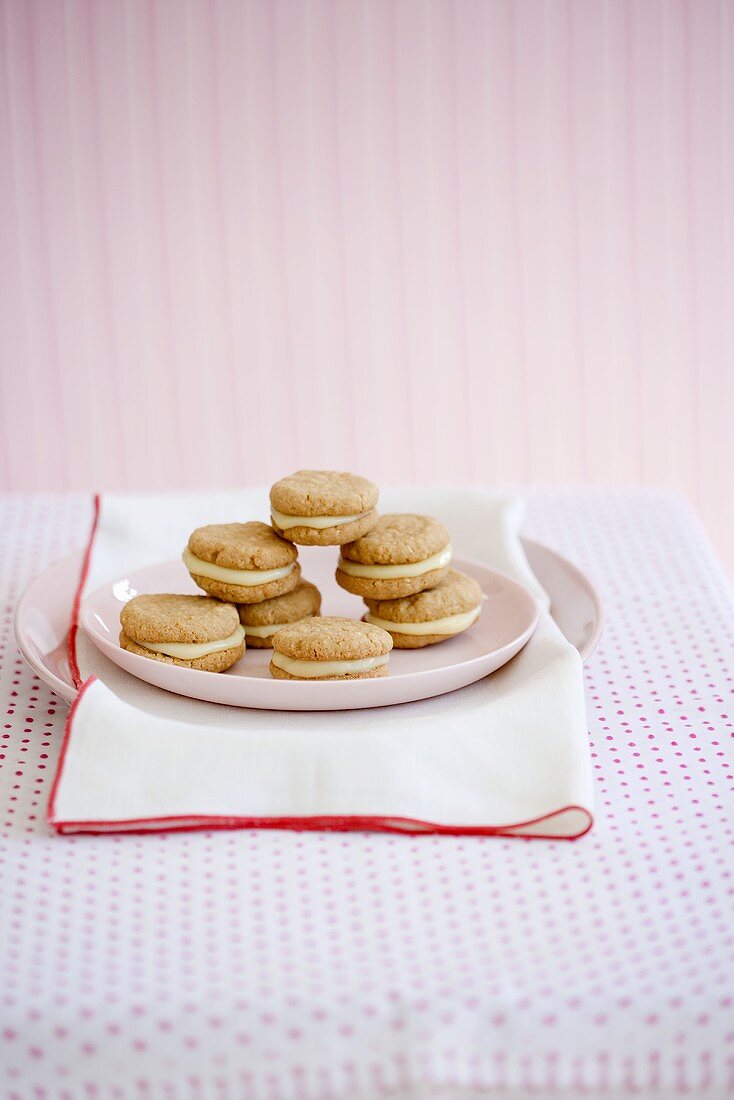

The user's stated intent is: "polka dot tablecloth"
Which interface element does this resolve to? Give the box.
[2,492,733,1100]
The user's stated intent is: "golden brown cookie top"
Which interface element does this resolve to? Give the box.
[364,569,483,623]
[272,616,393,661]
[120,593,240,644]
[269,470,379,517]
[340,513,450,565]
[188,522,297,570]
[238,579,322,627]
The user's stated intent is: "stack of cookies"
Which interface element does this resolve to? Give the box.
[334,513,483,649]
[119,469,484,681]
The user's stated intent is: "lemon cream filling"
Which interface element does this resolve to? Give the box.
[337,544,452,580]
[365,605,481,636]
[271,507,368,531]
[135,624,246,660]
[243,621,289,639]
[183,547,295,586]
[271,652,390,678]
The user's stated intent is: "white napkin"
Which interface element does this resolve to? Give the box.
[48,488,593,838]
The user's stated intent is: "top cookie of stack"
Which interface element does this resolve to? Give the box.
[270,470,379,545]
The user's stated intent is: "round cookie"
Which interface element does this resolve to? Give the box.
[270,616,392,680]
[336,513,452,599]
[238,579,322,649]
[119,593,245,671]
[269,470,379,545]
[184,521,300,604]
[363,569,484,648]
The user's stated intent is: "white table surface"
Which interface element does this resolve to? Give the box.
[1,491,732,1100]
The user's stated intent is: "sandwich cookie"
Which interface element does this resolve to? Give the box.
[238,579,322,649]
[119,594,245,671]
[363,568,483,648]
[336,513,452,599]
[270,470,379,545]
[270,616,393,680]
[184,522,300,604]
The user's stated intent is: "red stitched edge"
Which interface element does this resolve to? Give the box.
[49,811,593,839]
[67,493,101,690]
[51,494,595,840]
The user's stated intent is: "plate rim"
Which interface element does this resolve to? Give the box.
[14,553,78,704]
[522,537,604,662]
[15,539,603,706]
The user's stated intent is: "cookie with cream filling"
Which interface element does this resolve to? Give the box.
[184,522,300,604]
[363,569,483,649]
[238,579,322,649]
[269,616,392,680]
[120,593,245,671]
[336,513,451,599]
[270,470,379,545]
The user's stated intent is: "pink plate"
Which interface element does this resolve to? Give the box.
[15,540,603,708]
[78,552,539,711]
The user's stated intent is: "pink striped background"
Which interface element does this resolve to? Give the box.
[1,0,733,571]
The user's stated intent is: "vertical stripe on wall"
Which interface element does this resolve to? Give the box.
[0,0,732,571]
